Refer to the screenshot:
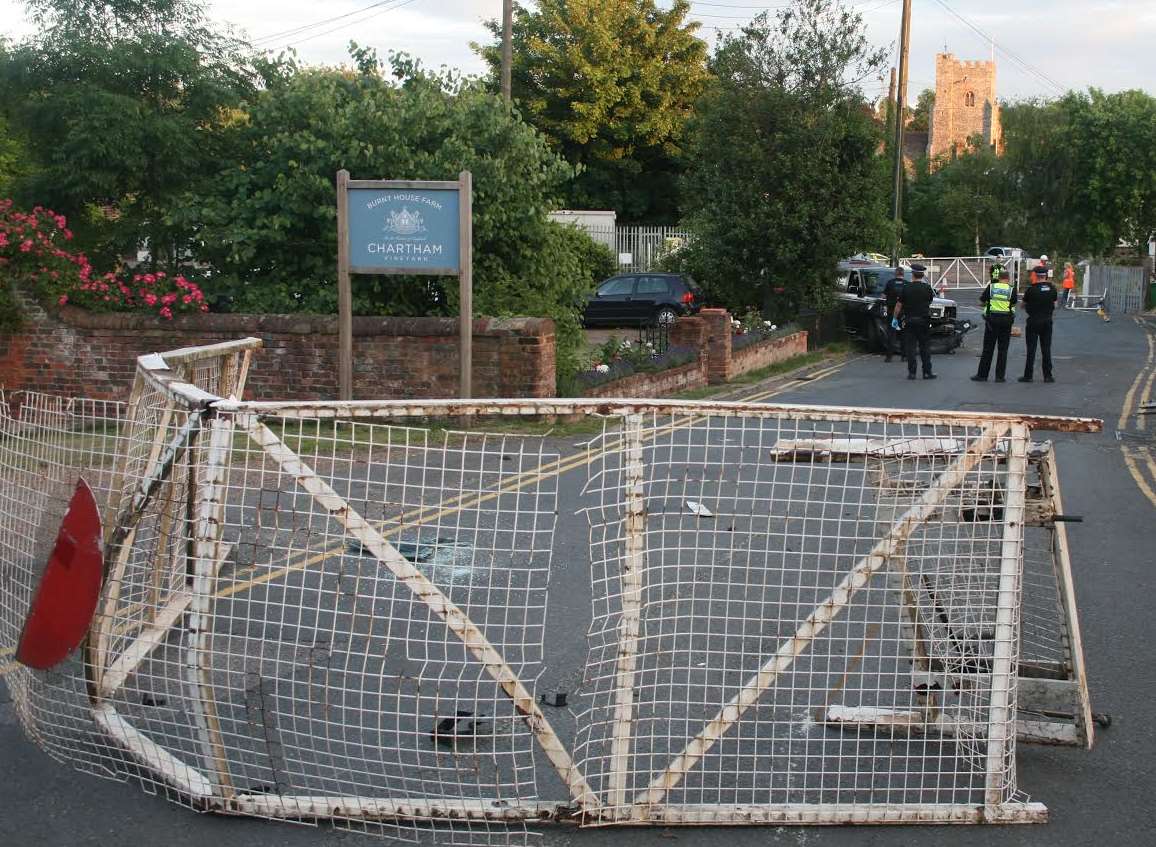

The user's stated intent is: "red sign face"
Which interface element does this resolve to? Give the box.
[15,478,105,670]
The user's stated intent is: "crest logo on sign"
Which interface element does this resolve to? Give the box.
[385,207,425,236]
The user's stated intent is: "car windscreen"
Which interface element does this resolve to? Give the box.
[860,269,909,295]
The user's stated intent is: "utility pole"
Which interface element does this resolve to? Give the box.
[890,0,912,264]
[501,0,513,103]
[887,67,897,140]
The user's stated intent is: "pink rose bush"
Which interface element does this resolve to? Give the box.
[0,200,208,320]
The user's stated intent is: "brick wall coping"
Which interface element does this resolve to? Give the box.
[53,306,553,339]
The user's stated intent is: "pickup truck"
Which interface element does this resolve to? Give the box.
[836,262,971,354]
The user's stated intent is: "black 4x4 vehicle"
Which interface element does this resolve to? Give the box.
[582,273,702,327]
[836,262,971,353]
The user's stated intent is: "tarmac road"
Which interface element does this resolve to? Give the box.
[3,307,1155,846]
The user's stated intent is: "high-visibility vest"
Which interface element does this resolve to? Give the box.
[987,281,1013,314]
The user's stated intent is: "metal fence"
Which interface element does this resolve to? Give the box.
[0,340,1104,841]
[580,225,691,272]
[1084,264,1150,315]
[637,320,672,354]
[902,257,1038,293]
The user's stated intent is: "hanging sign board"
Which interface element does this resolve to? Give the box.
[336,171,473,401]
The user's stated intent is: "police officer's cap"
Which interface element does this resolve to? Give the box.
[909,263,927,275]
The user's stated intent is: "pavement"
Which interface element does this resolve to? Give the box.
[3,306,1155,846]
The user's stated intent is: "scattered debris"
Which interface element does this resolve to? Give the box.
[685,500,714,518]
[430,710,490,746]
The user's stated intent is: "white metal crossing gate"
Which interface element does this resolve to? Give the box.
[0,340,1101,842]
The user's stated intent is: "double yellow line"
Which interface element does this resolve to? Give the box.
[0,357,852,678]
[1119,319,1156,508]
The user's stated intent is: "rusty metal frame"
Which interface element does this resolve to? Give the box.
[17,339,1103,831]
[212,396,1101,434]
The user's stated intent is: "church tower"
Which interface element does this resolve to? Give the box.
[928,53,1001,164]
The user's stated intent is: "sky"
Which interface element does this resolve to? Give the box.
[1,0,1154,102]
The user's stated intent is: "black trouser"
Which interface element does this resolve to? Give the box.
[1024,319,1054,379]
[976,313,1013,379]
[885,314,900,356]
[904,317,933,377]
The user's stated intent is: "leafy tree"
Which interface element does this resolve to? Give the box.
[178,49,611,377]
[0,0,262,268]
[1001,90,1156,258]
[476,0,710,223]
[676,0,890,321]
[905,138,1010,255]
[907,88,935,132]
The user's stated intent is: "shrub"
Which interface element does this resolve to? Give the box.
[731,308,795,352]
[565,335,698,394]
[0,200,208,321]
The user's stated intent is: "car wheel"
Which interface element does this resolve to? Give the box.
[654,306,678,326]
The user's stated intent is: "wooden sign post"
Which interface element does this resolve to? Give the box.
[336,170,473,400]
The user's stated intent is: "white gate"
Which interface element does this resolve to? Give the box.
[0,341,1103,841]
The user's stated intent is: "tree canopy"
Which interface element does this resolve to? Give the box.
[0,0,263,268]
[907,88,1156,259]
[178,49,612,373]
[907,88,935,132]
[476,0,710,223]
[675,0,890,319]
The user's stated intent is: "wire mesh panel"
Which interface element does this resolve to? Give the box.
[194,414,561,843]
[575,414,1035,824]
[0,393,132,776]
[0,339,1104,839]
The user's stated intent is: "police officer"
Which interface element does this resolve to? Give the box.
[892,263,937,381]
[971,268,1018,382]
[882,266,906,363]
[1019,265,1058,383]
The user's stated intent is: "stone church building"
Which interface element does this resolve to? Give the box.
[928,53,1002,163]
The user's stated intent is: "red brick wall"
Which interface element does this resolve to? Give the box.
[0,292,555,401]
[582,318,809,399]
[730,331,809,377]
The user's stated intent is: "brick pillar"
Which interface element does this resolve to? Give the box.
[670,315,707,351]
[699,308,733,384]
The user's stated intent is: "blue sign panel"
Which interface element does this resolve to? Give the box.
[347,187,460,274]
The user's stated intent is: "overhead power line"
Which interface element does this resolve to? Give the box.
[252,0,418,49]
[929,0,1066,94]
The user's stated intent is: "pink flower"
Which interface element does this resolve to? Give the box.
[19,239,33,252]
[159,306,173,319]
[161,293,177,305]
[63,229,73,240]
[182,294,192,304]
[143,293,158,306]
[199,303,209,312]
[58,295,68,305]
